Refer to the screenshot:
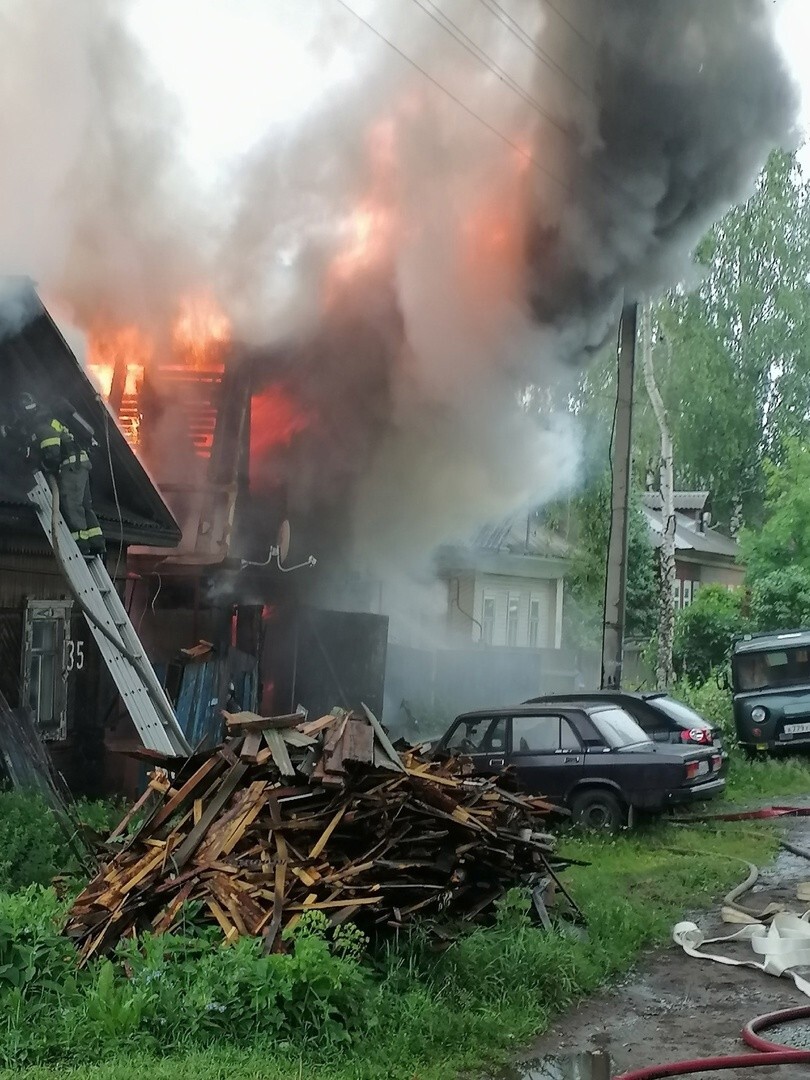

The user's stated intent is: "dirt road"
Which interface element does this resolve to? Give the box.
[499,818,810,1080]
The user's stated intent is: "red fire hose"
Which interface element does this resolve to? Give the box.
[613,1005,810,1078]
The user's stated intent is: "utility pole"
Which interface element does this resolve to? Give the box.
[601,302,637,690]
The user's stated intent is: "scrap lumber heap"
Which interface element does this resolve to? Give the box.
[65,706,574,959]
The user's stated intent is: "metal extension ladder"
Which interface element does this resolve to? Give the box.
[27,471,191,757]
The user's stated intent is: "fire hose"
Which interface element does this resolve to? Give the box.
[613,1007,810,1077]
[612,841,810,1076]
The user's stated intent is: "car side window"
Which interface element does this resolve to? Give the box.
[446,716,507,754]
[512,715,581,753]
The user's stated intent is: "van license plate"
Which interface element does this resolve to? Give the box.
[783,722,810,735]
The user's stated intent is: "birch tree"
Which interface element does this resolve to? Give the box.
[641,302,675,688]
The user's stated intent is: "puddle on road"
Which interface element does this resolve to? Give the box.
[492,1051,611,1080]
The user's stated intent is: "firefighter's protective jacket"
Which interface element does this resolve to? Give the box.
[32,415,90,473]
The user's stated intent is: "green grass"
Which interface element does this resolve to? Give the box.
[724,754,810,803]
[1,819,781,1080]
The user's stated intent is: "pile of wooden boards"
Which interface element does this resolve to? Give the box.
[64,706,573,960]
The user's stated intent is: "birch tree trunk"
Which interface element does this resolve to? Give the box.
[641,302,676,689]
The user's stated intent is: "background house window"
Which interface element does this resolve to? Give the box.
[21,600,72,741]
[682,580,693,607]
[528,596,541,648]
[672,579,682,610]
[481,595,495,645]
[506,594,520,647]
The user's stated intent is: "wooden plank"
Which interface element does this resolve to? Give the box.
[240,731,263,762]
[119,846,166,895]
[263,729,295,778]
[224,710,306,732]
[151,879,196,934]
[308,803,347,860]
[281,730,318,748]
[362,703,405,772]
[261,860,287,953]
[172,762,248,869]
[288,896,380,912]
[148,755,223,832]
[299,712,341,737]
[207,899,239,944]
[216,783,268,858]
[342,718,375,765]
[107,785,156,841]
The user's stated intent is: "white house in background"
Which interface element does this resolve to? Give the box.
[640,490,744,610]
[437,514,569,648]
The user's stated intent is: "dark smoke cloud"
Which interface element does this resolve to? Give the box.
[526,0,799,358]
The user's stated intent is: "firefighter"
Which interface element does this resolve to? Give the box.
[15,392,106,557]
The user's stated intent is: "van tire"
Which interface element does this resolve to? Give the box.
[571,789,625,832]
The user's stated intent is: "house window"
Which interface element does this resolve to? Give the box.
[506,594,520,647]
[528,596,541,649]
[672,579,682,610]
[682,580,693,607]
[21,600,72,741]
[481,595,496,645]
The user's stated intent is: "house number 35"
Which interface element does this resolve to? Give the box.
[66,640,85,672]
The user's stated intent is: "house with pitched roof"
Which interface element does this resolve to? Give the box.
[640,490,743,609]
[0,280,181,792]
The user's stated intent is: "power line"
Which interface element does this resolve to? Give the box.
[406,0,639,213]
[541,0,598,52]
[330,0,572,195]
[408,0,574,139]
[475,0,593,100]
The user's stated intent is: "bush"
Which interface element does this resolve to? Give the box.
[0,791,120,892]
[0,902,371,1067]
[673,585,747,681]
[748,566,810,630]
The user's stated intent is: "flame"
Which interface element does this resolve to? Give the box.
[250,384,312,460]
[85,290,231,455]
[326,201,394,296]
[171,291,231,371]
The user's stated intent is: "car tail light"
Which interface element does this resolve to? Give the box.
[711,754,722,771]
[752,727,762,738]
[685,760,700,780]
[680,728,711,744]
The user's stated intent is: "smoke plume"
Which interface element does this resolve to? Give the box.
[0,0,798,602]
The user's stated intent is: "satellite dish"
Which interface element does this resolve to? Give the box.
[277,519,291,564]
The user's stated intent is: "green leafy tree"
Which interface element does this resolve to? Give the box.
[631,151,810,529]
[739,438,810,580]
[673,585,747,681]
[749,567,810,631]
[555,476,657,649]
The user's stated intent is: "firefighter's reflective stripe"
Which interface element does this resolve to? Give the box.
[40,436,61,448]
[83,526,103,539]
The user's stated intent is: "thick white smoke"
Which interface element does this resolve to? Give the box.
[0,0,798,605]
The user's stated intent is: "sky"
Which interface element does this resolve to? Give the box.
[127,0,810,185]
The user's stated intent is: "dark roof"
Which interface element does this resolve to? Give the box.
[642,491,710,512]
[641,505,739,559]
[0,280,180,547]
[733,630,810,655]
[472,515,569,558]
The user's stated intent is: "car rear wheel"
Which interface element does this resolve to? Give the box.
[571,789,625,832]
